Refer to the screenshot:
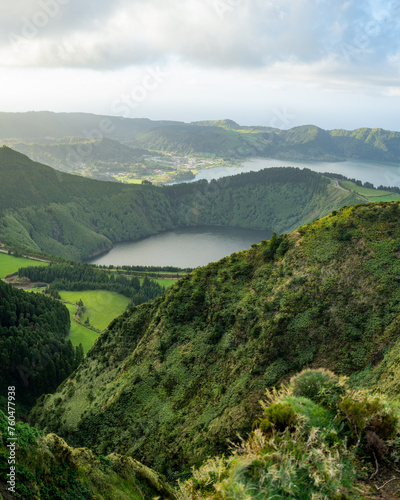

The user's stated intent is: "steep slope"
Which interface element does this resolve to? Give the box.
[331,127,400,161]
[0,146,125,210]
[30,202,400,478]
[0,279,78,408]
[0,411,175,499]
[0,147,362,260]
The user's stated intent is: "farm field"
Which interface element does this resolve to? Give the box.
[139,277,177,289]
[0,252,48,278]
[60,290,130,331]
[339,180,400,201]
[64,303,99,354]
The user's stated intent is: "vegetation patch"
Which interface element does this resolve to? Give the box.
[0,410,175,499]
[339,180,400,201]
[0,252,48,279]
[60,290,130,331]
[64,303,99,354]
[178,369,400,499]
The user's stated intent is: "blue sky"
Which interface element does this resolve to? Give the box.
[0,0,400,130]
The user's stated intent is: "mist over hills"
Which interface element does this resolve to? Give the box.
[2,111,400,163]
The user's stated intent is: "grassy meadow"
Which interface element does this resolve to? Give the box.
[60,290,130,330]
[139,277,177,289]
[0,252,48,278]
[340,180,400,201]
[61,291,130,353]
[64,303,100,354]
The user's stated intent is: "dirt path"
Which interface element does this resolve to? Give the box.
[332,178,370,202]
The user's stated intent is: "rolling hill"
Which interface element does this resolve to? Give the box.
[2,112,400,163]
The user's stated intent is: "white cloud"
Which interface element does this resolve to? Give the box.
[1,0,398,72]
[1,0,400,130]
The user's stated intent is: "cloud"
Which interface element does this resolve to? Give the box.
[0,0,399,83]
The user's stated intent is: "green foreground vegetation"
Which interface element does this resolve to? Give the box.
[0,410,175,500]
[178,368,400,499]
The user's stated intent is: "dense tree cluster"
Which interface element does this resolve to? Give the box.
[18,263,166,307]
[0,280,80,405]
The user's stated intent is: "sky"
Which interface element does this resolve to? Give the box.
[1,0,400,130]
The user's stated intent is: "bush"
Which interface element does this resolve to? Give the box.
[258,401,297,434]
[290,368,346,408]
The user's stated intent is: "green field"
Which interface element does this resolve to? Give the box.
[340,180,400,201]
[64,303,99,354]
[60,290,130,331]
[114,176,142,184]
[139,277,177,289]
[364,193,400,201]
[0,252,49,278]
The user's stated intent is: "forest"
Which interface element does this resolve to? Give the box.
[0,280,81,408]
[18,262,166,308]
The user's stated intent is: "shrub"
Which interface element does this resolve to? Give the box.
[338,394,398,453]
[290,368,346,408]
[258,401,297,434]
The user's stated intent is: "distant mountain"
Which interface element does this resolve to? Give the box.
[134,122,267,157]
[1,112,400,162]
[0,147,362,260]
[330,127,400,160]
[0,111,174,140]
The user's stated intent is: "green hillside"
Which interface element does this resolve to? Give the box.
[0,146,125,210]
[135,123,266,157]
[0,410,175,499]
[7,138,154,181]
[331,127,400,161]
[0,147,362,260]
[2,112,400,163]
[30,202,400,482]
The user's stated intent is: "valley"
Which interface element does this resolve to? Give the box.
[2,114,400,498]
[3,113,400,188]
